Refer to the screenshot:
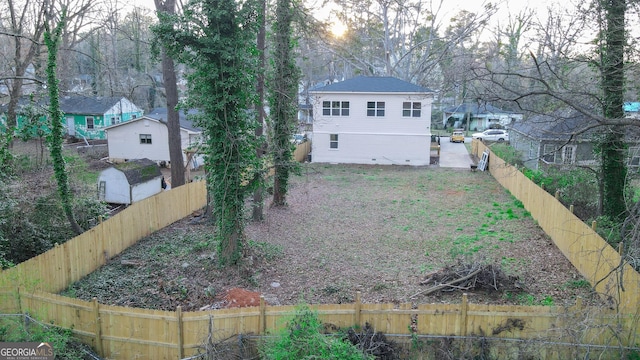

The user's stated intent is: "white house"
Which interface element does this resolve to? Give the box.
[310,76,434,166]
[105,108,204,169]
[97,158,164,205]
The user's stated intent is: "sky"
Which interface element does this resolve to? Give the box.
[130,0,575,37]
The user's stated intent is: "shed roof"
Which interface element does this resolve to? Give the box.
[311,76,433,93]
[113,158,162,185]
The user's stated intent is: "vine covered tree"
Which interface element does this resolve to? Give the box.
[44,8,83,235]
[597,0,627,221]
[152,0,260,265]
[269,0,300,206]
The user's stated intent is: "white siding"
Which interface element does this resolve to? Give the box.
[107,119,169,162]
[131,176,163,203]
[98,168,131,204]
[106,117,199,167]
[311,92,432,165]
[105,98,143,117]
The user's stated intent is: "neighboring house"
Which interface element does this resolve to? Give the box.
[509,108,602,170]
[1,95,144,140]
[97,158,164,205]
[624,102,640,119]
[105,108,204,169]
[442,103,523,131]
[310,76,434,166]
[59,96,143,140]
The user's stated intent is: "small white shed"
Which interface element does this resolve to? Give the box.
[97,158,164,205]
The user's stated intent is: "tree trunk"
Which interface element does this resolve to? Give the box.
[600,0,627,220]
[164,53,186,187]
[156,0,185,188]
[270,0,298,207]
[252,0,267,221]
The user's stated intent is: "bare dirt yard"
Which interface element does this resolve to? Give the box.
[61,163,602,311]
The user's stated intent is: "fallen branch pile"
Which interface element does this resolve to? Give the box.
[411,262,522,299]
[346,322,398,360]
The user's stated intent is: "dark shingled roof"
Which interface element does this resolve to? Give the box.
[510,108,598,141]
[145,108,202,132]
[59,96,130,115]
[114,158,162,185]
[311,76,433,93]
[0,95,133,115]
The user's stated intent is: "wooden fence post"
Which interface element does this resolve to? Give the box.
[17,287,22,315]
[619,242,624,257]
[176,306,184,358]
[92,298,103,357]
[259,295,266,335]
[555,190,560,200]
[354,291,361,327]
[592,220,597,232]
[569,205,574,213]
[460,293,468,336]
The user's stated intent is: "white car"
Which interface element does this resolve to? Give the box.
[472,129,509,142]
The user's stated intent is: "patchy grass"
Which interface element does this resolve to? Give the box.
[62,164,601,310]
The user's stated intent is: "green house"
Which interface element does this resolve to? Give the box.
[58,96,144,140]
[2,96,144,140]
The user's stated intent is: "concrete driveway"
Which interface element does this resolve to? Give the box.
[437,136,472,169]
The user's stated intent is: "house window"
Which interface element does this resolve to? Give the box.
[629,147,640,167]
[329,134,339,149]
[562,146,576,164]
[86,117,94,129]
[542,144,557,163]
[322,101,349,116]
[367,102,385,117]
[529,142,535,159]
[542,144,576,164]
[402,102,421,117]
[140,134,152,144]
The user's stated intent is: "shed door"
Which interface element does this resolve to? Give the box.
[66,117,76,136]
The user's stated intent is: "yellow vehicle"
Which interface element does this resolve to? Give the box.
[450,129,465,143]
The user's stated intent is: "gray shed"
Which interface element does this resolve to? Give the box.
[97,158,163,205]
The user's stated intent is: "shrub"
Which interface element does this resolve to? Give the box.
[259,304,372,360]
[0,315,97,360]
[489,143,524,168]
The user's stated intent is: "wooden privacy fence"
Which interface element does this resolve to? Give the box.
[472,140,640,311]
[0,144,639,358]
[0,288,635,359]
[0,181,208,294]
[293,140,311,162]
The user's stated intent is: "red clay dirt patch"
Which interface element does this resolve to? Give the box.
[220,288,264,308]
